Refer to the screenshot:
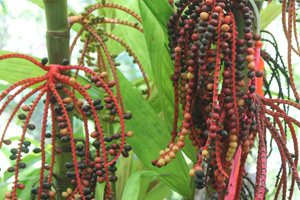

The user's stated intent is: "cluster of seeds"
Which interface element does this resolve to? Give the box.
[68,2,150,107]
[0,54,133,200]
[154,0,300,199]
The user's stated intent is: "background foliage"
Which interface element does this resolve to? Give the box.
[0,0,299,199]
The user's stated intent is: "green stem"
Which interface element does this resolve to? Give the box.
[43,0,72,195]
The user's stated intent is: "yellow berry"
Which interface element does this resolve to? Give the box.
[169,151,176,159]
[69,78,77,84]
[225,156,232,161]
[221,24,230,32]
[164,155,171,163]
[189,168,196,177]
[187,72,194,79]
[62,192,69,198]
[202,150,209,157]
[158,158,166,166]
[159,150,165,156]
[229,142,238,148]
[67,188,73,195]
[172,146,180,153]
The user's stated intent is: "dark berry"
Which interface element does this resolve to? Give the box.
[10,148,18,154]
[18,113,26,120]
[23,141,31,147]
[41,57,48,65]
[33,148,41,154]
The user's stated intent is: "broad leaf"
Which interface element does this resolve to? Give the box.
[138,0,173,131]
[118,70,192,198]
[116,151,134,200]
[144,181,170,200]
[141,0,173,34]
[122,171,168,200]
[0,50,45,83]
[95,182,105,200]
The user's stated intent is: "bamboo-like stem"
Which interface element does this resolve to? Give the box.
[43,0,72,194]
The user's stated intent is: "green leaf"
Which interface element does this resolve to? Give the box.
[118,70,192,198]
[122,171,168,200]
[260,1,282,30]
[17,169,41,199]
[148,91,162,114]
[95,182,105,200]
[141,0,173,33]
[116,151,134,200]
[0,50,45,83]
[28,0,44,8]
[138,0,173,130]
[144,181,170,200]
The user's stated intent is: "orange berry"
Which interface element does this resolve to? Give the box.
[1,90,8,97]
[63,97,72,104]
[200,12,209,20]
[174,47,182,54]
[100,72,108,78]
[245,55,254,62]
[5,192,12,198]
[247,61,255,70]
[217,174,226,183]
[97,176,105,183]
[62,192,69,198]
[49,191,56,197]
[77,100,84,107]
[21,105,30,111]
[60,128,69,136]
[125,131,134,137]
[229,134,237,142]
[84,84,92,90]
[207,83,213,90]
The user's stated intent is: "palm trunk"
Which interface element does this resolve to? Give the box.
[43,0,72,195]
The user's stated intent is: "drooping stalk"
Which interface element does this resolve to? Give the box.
[43,0,72,194]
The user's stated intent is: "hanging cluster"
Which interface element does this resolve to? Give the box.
[68,2,150,109]
[281,0,300,101]
[153,0,300,199]
[0,54,133,200]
